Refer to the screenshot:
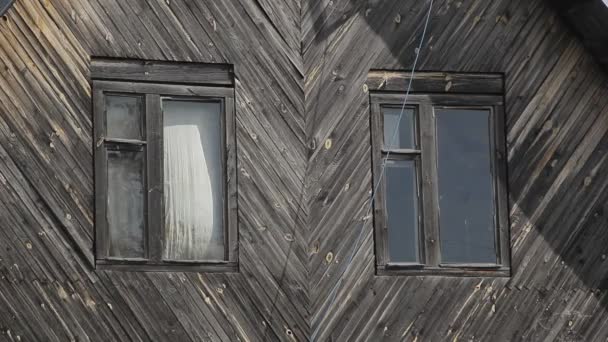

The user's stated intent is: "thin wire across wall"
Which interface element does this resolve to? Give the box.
[311,0,434,340]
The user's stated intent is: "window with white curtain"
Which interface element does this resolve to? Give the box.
[162,100,224,262]
[92,58,237,272]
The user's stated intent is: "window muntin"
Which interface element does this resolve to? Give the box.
[92,64,237,272]
[370,86,509,277]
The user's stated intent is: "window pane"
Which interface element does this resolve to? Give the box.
[385,159,419,263]
[107,149,145,258]
[163,100,225,261]
[383,107,415,150]
[436,108,496,264]
[106,95,143,140]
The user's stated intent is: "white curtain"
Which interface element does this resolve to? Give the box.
[163,100,224,261]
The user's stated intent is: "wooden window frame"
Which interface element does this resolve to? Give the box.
[368,71,510,277]
[92,58,237,273]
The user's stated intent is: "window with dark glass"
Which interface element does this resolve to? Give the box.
[92,58,237,272]
[368,71,510,277]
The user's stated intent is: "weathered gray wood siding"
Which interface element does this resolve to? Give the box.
[0,0,607,341]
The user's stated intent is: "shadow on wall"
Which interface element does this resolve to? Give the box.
[309,0,608,315]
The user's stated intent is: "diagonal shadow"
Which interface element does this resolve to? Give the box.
[307,0,608,337]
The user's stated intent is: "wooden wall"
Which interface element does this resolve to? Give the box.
[551,0,608,69]
[0,0,607,341]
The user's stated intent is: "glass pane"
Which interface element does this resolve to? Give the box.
[163,100,225,261]
[107,150,145,258]
[383,107,416,150]
[436,108,496,264]
[385,159,419,263]
[106,95,143,140]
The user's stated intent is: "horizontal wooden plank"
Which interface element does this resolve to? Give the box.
[376,265,511,277]
[366,70,504,94]
[92,80,235,98]
[370,92,504,106]
[96,260,239,273]
[91,57,234,85]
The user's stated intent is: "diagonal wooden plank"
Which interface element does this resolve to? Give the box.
[2,0,608,340]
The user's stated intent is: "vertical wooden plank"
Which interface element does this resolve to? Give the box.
[419,101,440,266]
[224,93,239,265]
[413,150,425,265]
[494,104,511,269]
[369,101,388,268]
[93,87,108,261]
[146,94,163,262]
[412,106,424,265]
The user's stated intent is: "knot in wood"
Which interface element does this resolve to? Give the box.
[326,252,334,263]
[583,176,592,187]
[308,138,317,150]
[310,241,320,254]
[550,159,558,168]
[444,81,452,92]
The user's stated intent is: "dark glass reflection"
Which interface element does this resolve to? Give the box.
[106,95,143,140]
[436,108,496,264]
[383,107,415,150]
[386,159,419,263]
[107,150,145,258]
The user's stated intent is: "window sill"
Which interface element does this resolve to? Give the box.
[96,259,238,273]
[376,264,510,277]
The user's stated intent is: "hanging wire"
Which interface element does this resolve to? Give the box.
[311,0,434,340]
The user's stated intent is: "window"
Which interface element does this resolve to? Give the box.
[368,71,510,277]
[92,58,237,272]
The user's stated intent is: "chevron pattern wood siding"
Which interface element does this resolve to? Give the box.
[0,0,607,341]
